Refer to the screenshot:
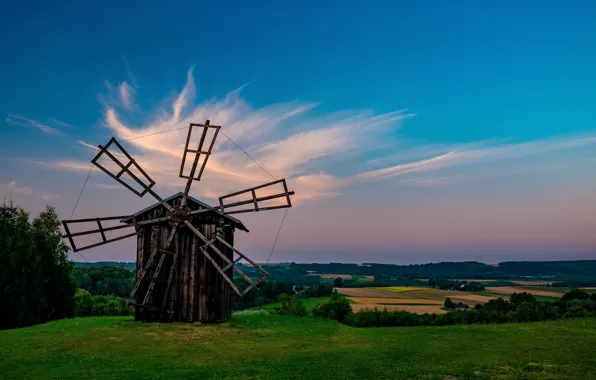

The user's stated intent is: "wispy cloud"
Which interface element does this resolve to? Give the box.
[6,114,60,135]
[34,65,596,207]
[49,118,78,129]
[40,193,60,201]
[120,53,138,88]
[41,66,410,204]
[35,160,92,172]
[1,181,33,195]
[93,184,124,190]
[355,134,596,183]
[118,81,136,111]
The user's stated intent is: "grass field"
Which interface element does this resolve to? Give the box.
[1,316,596,379]
[250,297,337,311]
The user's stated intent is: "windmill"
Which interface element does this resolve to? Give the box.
[61,120,294,323]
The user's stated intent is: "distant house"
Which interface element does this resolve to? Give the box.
[454,302,469,309]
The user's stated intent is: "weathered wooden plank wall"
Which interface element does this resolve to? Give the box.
[135,204,235,323]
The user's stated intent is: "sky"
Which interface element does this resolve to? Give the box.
[1,0,595,264]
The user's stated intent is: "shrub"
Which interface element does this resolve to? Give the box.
[76,293,133,317]
[277,294,307,316]
[74,289,94,316]
[312,290,352,322]
[563,303,589,319]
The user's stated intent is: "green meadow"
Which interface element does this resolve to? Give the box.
[1,315,596,379]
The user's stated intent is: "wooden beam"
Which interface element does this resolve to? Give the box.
[215,235,270,276]
[62,223,132,238]
[187,191,295,216]
[96,219,106,242]
[69,232,137,253]
[199,246,242,295]
[63,215,131,223]
[142,252,167,306]
[160,238,180,320]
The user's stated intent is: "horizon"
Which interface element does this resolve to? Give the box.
[1,1,595,264]
[73,258,596,266]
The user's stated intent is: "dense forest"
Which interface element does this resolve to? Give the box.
[268,261,596,284]
[75,260,596,285]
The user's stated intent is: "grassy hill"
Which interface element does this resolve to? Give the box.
[1,315,596,379]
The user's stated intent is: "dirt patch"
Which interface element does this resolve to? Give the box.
[485,286,563,297]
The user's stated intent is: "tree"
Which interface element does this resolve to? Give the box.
[510,292,536,306]
[561,289,590,303]
[0,204,75,329]
[334,277,343,288]
[428,279,436,288]
[444,298,455,309]
[74,289,94,316]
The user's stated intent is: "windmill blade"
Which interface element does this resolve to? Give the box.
[61,215,137,252]
[187,179,295,217]
[183,220,269,296]
[127,223,179,308]
[92,137,174,213]
[179,120,220,207]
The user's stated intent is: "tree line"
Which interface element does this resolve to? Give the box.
[276,288,596,328]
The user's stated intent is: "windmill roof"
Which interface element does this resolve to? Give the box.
[120,192,249,232]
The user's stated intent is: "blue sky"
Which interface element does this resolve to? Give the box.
[1,0,595,264]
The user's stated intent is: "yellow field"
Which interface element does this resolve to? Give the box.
[350,304,447,314]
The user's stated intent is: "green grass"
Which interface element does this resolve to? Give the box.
[249,296,343,311]
[372,286,427,293]
[1,316,596,379]
[474,291,560,303]
[351,275,374,282]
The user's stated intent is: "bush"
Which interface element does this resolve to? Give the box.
[74,289,94,316]
[563,303,589,319]
[74,291,133,317]
[312,290,352,322]
[277,294,307,316]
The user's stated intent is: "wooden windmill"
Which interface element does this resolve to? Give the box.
[61,120,294,323]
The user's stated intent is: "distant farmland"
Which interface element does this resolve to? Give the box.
[337,286,495,314]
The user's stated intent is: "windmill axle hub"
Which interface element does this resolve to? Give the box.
[168,206,191,224]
